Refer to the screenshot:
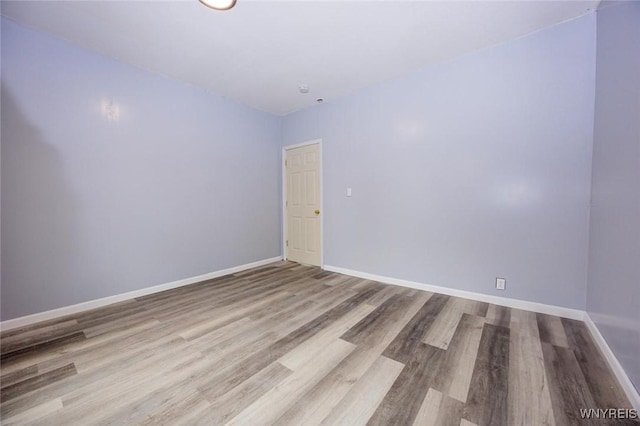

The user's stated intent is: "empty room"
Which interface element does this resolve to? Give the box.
[1,0,638,424]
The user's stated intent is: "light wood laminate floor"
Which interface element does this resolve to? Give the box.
[0,261,635,425]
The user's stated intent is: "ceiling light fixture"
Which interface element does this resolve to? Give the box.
[199,0,236,11]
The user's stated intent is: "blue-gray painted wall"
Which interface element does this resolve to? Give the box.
[1,18,282,320]
[587,1,640,392]
[281,14,597,310]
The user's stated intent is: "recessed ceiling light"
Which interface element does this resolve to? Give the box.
[299,85,310,94]
[316,98,324,103]
[199,0,236,11]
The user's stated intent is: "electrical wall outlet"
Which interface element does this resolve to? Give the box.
[495,277,506,290]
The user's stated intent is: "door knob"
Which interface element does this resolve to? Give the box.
[315,210,320,215]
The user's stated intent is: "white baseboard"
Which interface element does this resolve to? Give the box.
[324,265,585,320]
[584,314,640,410]
[0,256,283,332]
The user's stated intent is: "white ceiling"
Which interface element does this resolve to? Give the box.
[1,0,599,116]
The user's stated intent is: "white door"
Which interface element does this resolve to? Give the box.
[286,143,321,266]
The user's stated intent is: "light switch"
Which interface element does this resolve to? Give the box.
[346,187,352,197]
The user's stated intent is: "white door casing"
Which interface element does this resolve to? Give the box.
[285,142,322,266]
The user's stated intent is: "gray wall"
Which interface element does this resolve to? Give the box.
[1,18,281,320]
[282,14,596,309]
[2,9,621,327]
[587,2,640,392]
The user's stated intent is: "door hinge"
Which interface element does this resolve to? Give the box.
[286,240,289,247]
[285,159,288,166]
[286,200,288,207]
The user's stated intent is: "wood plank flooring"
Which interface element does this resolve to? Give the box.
[0,261,635,425]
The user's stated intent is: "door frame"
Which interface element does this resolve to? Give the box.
[282,139,324,268]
